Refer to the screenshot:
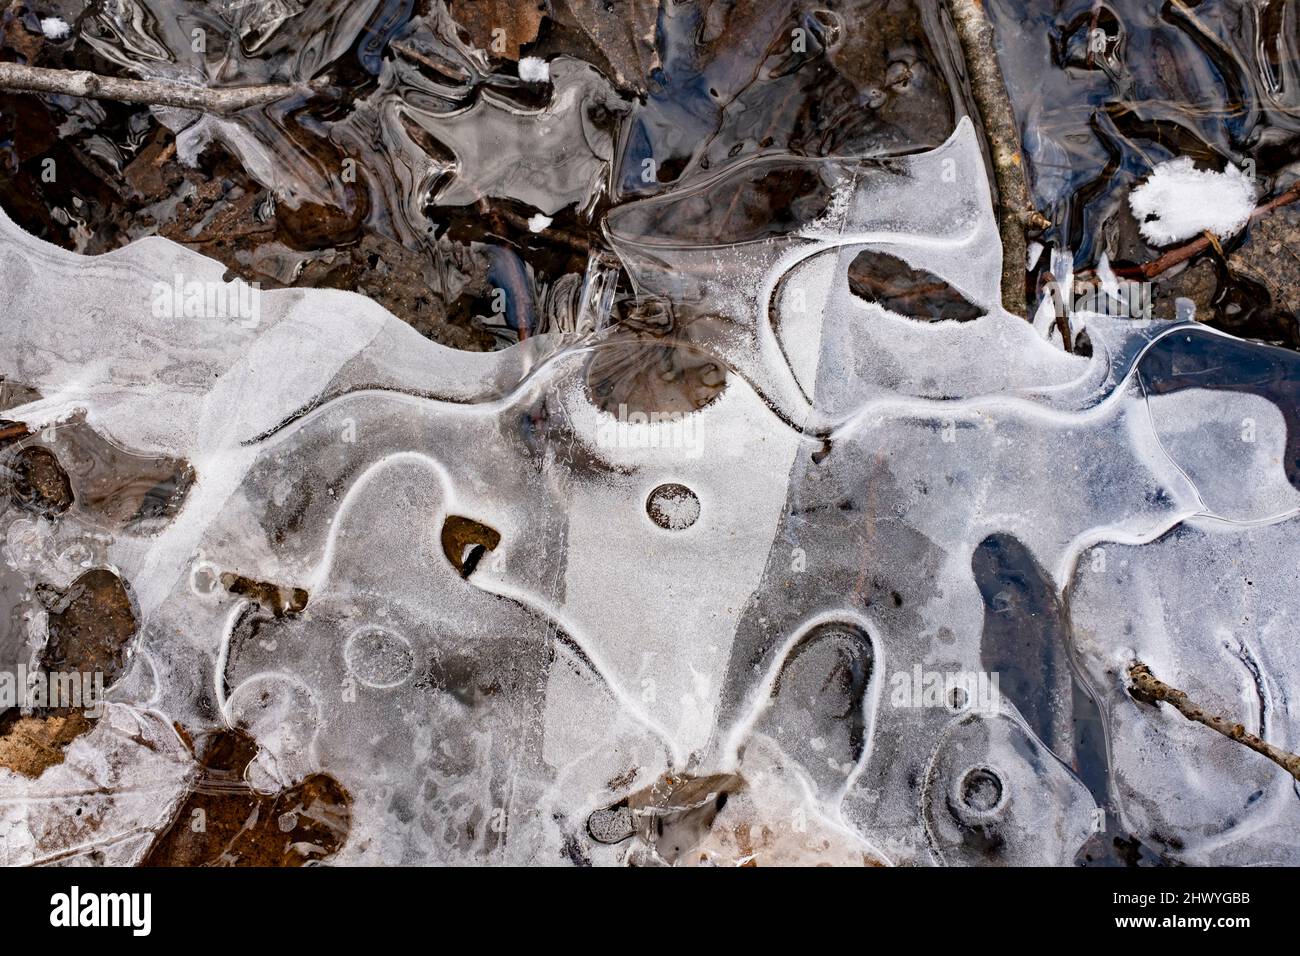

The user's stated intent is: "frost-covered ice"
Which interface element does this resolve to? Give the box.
[1071,519,1300,865]
[1128,157,1259,246]
[0,706,192,866]
[2,120,1299,865]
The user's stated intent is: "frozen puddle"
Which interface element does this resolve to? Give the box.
[2,120,1298,865]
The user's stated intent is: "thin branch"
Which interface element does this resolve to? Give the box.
[390,39,468,83]
[945,0,1049,318]
[1127,661,1300,782]
[1085,0,1104,69]
[474,199,591,254]
[1121,180,1300,281]
[0,62,303,115]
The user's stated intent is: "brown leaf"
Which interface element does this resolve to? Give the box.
[554,0,659,90]
[0,710,93,778]
[448,0,547,60]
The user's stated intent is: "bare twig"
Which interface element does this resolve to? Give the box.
[0,62,302,115]
[1085,0,1104,68]
[1127,661,1300,782]
[1121,180,1300,281]
[390,39,469,82]
[474,198,591,253]
[1053,309,1073,352]
[945,0,1049,318]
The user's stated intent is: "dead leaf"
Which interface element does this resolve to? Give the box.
[448,0,547,60]
[554,0,659,91]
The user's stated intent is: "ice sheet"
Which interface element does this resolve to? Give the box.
[2,118,1298,865]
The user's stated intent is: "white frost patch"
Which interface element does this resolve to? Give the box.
[1145,389,1300,522]
[1128,157,1258,246]
[526,213,552,232]
[518,56,550,83]
[39,17,70,40]
[1026,240,1043,270]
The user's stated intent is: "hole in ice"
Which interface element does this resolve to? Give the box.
[40,568,138,687]
[189,561,220,596]
[585,333,728,417]
[461,544,486,575]
[947,686,969,711]
[2,414,195,534]
[142,728,351,867]
[343,626,415,689]
[646,483,700,530]
[958,766,1006,816]
[807,9,845,51]
[220,572,308,618]
[440,515,502,578]
[846,250,983,322]
[2,446,73,518]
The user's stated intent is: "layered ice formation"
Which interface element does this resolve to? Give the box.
[2,118,1298,866]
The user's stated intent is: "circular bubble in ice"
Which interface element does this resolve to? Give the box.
[646,483,700,530]
[344,626,416,688]
[190,560,220,596]
[957,765,1006,816]
[587,806,635,844]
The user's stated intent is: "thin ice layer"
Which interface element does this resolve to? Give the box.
[1069,518,1300,865]
[1,116,1298,865]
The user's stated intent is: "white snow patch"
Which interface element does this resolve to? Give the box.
[40,17,70,40]
[526,213,552,232]
[1128,157,1258,246]
[518,57,550,83]
[1026,240,1044,270]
